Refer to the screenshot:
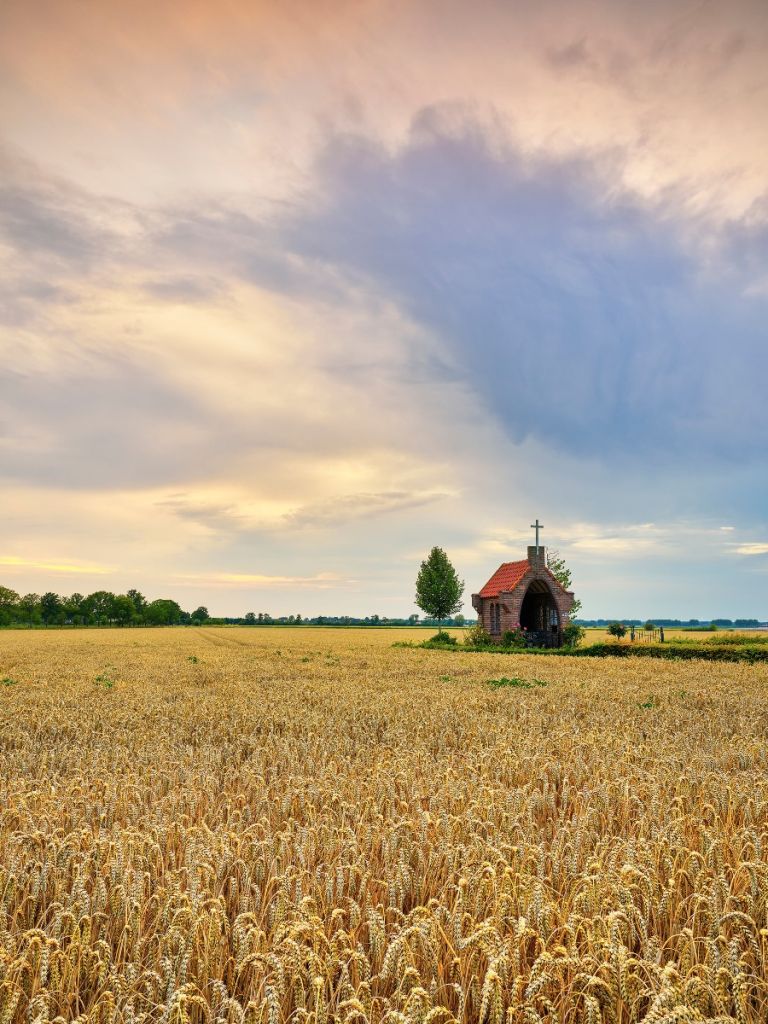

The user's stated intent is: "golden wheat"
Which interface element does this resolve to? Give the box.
[0,626,767,1024]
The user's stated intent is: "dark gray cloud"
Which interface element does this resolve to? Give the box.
[4,112,767,522]
[134,108,768,529]
[253,112,768,463]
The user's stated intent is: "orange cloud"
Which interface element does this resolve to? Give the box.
[0,555,112,575]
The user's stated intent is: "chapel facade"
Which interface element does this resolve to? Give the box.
[471,546,575,646]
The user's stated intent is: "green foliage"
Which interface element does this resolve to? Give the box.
[501,628,527,649]
[94,674,115,690]
[546,549,582,619]
[1,677,17,687]
[463,623,493,648]
[428,631,456,645]
[126,589,147,615]
[0,587,19,626]
[488,676,547,689]
[567,642,768,663]
[41,591,64,626]
[607,621,627,639]
[405,635,768,664]
[415,547,464,625]
[82,591,113,626]
[187,655,199,663]
[562,622,585,648]
[111,595,137,627]
[191,606,210,623]
[638,696,657,709]
[644,621,656,631]
[19,594,41,625]
[145,599,183,626]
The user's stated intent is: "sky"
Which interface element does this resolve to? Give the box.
[1,0,767,619]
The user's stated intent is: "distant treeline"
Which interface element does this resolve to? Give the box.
[1,586,762,629]
[575,618,765,628]
[0,587,472,628]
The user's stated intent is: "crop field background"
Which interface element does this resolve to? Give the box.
[1,627,768,1024]
[581,628,768,644]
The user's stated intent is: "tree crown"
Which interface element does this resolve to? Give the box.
[415,547,464,622]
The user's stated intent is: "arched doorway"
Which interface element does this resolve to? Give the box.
[519,580,560,639]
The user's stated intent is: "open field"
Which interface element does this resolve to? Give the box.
[581,627,768,644]
[2,627,768,1024]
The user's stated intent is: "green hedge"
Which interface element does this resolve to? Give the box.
[410,639,768,663]
[577,642,768,662]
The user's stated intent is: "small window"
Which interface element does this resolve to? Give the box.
[490,602,501,634]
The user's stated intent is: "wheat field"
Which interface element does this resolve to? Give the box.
[1,626,767,1024]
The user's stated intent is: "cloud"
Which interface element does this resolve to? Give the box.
[175,571,352,588]
[141,275,224,303]
[0,555,111,575]
[283,490,452,528]
[244,113,768,470]
[156,487,454,536]
[1,0,767,616]
[0,148,117,270]
[0,355,216,489]
[734,543,768,556]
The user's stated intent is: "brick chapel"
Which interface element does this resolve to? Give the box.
[471,542,575,645]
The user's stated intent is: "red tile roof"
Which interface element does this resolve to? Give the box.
[478,559,530,598]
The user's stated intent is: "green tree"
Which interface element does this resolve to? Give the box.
[111,595,137,627]
[546,550,582,620]
[454,613,466,626]
[0,587,19,626]
[607,621,627,640]
[145,599,183,626]
[191,606,210,623]
[19,594,41,626]
[83,591,114,626]
[415,547,464,630]
[63,593,85,625]
[40,591,64,626]
[244,611,257,624]
[126,589,147,621]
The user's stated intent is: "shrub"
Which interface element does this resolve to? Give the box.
[501,627,526,649]
[567,642,768,663]
[644,621,656,631]
[607,622,627,640]
[427,631,456,645]
[562,623,585,648]
[463,624,493,648]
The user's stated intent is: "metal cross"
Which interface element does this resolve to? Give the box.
[530,518,544,551]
